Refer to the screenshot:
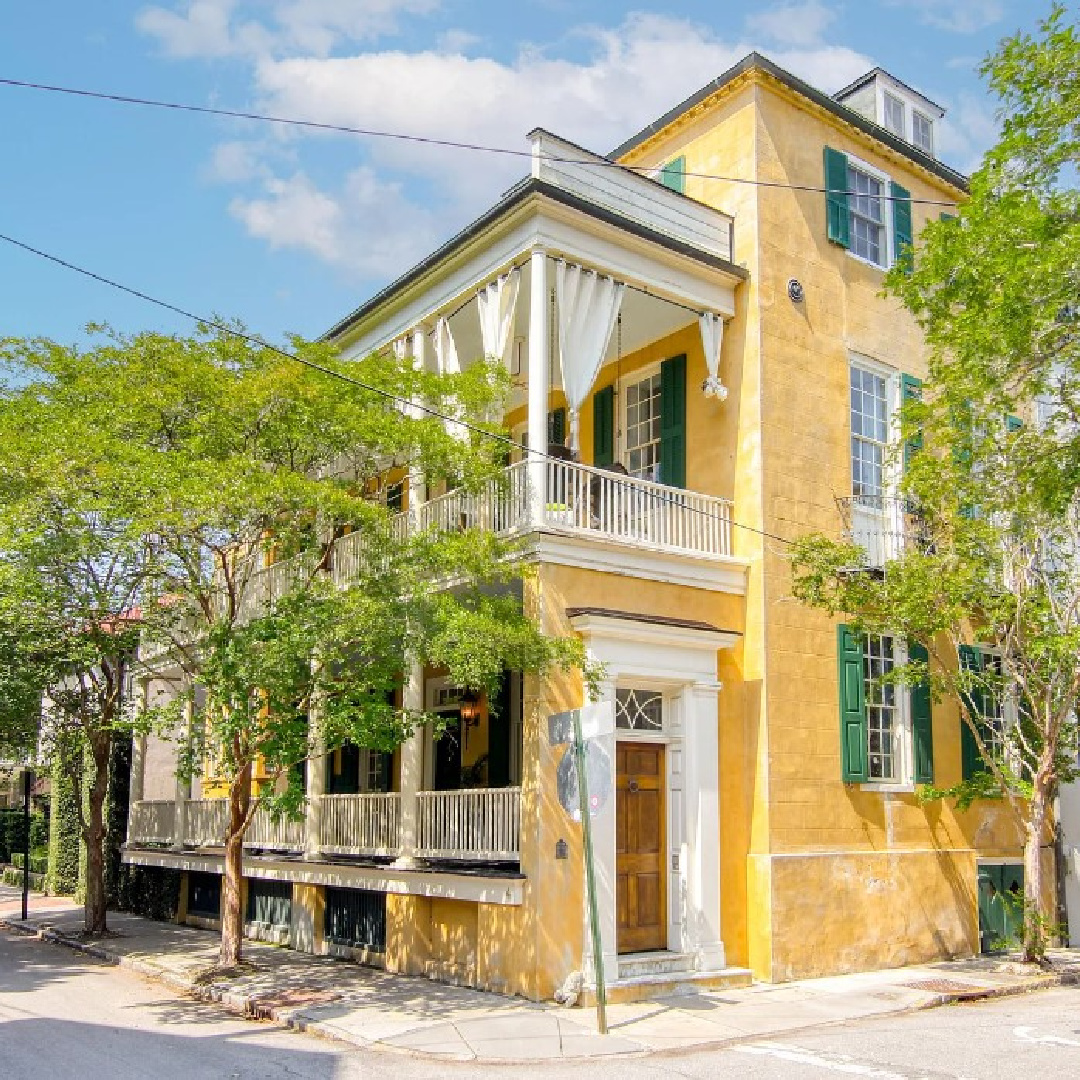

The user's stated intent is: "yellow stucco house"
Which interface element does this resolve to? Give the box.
[124,53,1027,999]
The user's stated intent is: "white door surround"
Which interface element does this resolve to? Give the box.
[567,608,740,985]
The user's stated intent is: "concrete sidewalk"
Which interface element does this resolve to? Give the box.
[4,908,1079,1062]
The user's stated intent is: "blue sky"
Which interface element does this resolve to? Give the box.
[0,1,1049,347]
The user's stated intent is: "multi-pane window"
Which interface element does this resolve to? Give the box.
[848,165,887,266]
[883,92,905,137]
[864,635,899,781]
[616,688,664,732]
[850,365,890,505]
[912,111,933,154]
[979,653,1009,761]
[624,372,662,481]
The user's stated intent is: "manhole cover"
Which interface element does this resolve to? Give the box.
[901,978,985,996]
[248,988,341,1018]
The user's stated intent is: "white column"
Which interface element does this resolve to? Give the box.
[172,694,193,852]
[583,679,620,988]
[409,327,428,524]
[681,682,725,970]
[303,674,328,860]
[527,248,549,527]
[129,678,148,806]
[393,659,425,868]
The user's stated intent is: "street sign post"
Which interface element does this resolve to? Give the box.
[549,704,610,1035]
[21,767,32,922]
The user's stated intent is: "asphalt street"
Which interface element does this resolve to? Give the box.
[1,918,1080,1078]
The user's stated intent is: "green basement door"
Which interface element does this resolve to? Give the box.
[977,863,1024,953]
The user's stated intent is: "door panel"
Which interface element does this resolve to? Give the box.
[616,742,666,953]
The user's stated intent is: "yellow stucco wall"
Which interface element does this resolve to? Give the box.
[614,69,1026,981]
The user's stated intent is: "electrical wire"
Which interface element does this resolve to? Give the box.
[0,76,963,208]
[0,229,794,546]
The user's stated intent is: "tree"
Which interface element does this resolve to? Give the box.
[791,6,1080,960]
[0,405,164,932]
[5,322,590,968]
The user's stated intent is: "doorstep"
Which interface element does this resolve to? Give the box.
[582,957,753,1006]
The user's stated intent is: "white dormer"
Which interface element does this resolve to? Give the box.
[834,68,945,159]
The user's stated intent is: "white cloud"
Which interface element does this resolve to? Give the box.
[746,1,837,49]
[229,167,440,276]
[884,1,1005,33]
[138,0,440,59]
[935,90,1000,174]
[203,139,272,182]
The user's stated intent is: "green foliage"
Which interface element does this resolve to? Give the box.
[47,755,81,895]
[1,866,44,891]
[0,809,47,863]
[112,865,182,923]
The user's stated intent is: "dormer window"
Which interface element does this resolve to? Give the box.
[883,93,905,137]
[912,111,934,154]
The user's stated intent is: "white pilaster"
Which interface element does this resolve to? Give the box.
[409,327,428,520]
[681,682,725,970]
[393,660,425,868]
[527,248,549,526]
[129,678,148,805]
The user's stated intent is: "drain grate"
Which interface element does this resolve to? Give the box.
[248,988,342,1019]
[901,978,987,996]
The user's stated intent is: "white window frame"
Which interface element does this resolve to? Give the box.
[616,361,664,481]
[861,634,915,791]
[973,647,1021,774]
[849,356,902,505]
[912,110,934,155]
[845,153,893,270]
[883,91,906,137]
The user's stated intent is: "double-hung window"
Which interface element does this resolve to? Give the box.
[883,92,906,137]
[850,363,891,509]
[824,147,912,271]
[848,165,887,267]
[912,111,933,154]
[838,625,933,787]
[959,646,1016,780]
[624,371,663,481]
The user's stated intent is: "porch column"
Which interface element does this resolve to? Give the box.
[682,681,725,970]
[129,678,148,806]
[408,327,428,522]
[172,694,193,852]
[393,659,425,868]
[303,673,328,860]
[583,679,620,989]
[527,247,548,527]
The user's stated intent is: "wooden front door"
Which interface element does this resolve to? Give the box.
[616,742,666,953]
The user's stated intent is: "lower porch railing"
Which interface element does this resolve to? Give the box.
[127,787,521,863]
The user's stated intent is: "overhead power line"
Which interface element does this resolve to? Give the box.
[0,76,962,208]
[0,229,794,547]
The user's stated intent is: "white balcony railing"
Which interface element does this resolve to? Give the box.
[416,461,531,537]
[530,130,735,263]
[183,798,228,847]
[417,787,521,861]
[319,793,401,855]
[247,804,305,851]
[839,496,926,567]
[127,799,175,845]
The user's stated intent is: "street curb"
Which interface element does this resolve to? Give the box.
[4,917,1079,1062]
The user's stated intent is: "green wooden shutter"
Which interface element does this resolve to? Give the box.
[547,406,566,447]
[940,212,957,222]
[838,624,868,783]
[593,385,614,467]
[891,181,913,272]
[908,640,934,784]
[824,146,850,248]
[901,373,923,470]
[487,670,513,789]
[959,645,986,779]
[660,155,686,194]
[659,354,687,488]
[1006,414,1023,433]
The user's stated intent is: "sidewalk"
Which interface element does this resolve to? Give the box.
[4,907,1079,1061]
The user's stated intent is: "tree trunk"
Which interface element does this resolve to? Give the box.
[83,732,112,934]
[219,761,252,969]
[1023,791,1048,962]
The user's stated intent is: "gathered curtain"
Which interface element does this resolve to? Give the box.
[434,316,467,440]
[698,312,728,401]
[556,262,625,454]
[476,268,520,367]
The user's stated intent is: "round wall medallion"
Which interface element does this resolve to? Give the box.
[787,278,805,303]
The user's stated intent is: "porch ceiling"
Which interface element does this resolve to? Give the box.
[336,183,743,362]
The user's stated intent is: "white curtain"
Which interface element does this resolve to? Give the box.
[699,312,728,401]
[556,263,625,454]
[476,269,520,367]
[434,316,466,440]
